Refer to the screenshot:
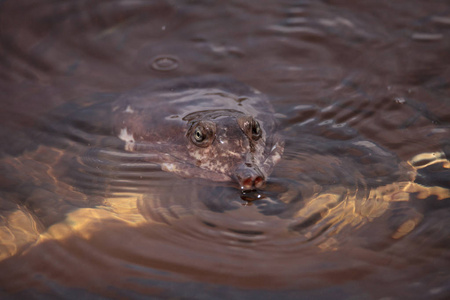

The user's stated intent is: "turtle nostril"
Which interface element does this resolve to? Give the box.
[242,178,253,190]
[254,176,264,188]
[235,163,265,191]
[240,175,265,191]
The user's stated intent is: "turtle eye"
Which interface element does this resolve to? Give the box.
[237,116,263,141]
[189,121,216,147]
[194,128,204,142]
[251,120,262,140]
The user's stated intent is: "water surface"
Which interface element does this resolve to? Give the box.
[0,1,449,299]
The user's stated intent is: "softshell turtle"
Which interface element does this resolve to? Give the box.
[112,77,284,191]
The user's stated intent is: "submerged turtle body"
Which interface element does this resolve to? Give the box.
[112,77,284,190]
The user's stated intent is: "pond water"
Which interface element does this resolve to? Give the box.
[1,1,450,299]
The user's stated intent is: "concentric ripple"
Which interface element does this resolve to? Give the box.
[1,0,450,298]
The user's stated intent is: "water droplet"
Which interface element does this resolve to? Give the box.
[150,55,179,72]
[240,190,265,202]
[394,97,406,104]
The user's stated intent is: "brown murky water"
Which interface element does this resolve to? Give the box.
[1,1,450,299]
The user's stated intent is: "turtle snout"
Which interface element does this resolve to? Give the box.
[234,163,265,191]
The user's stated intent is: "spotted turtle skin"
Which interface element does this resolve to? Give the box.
[112,77,284,191]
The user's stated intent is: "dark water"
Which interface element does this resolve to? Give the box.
[1,1,450,299]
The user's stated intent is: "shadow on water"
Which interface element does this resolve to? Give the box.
[0,0,450,299]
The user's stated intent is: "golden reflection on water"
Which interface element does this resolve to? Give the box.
[43,194,147,241]
[0,152,449,261]
[0,208,42,261]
